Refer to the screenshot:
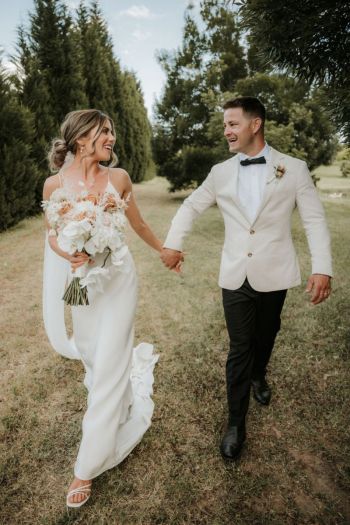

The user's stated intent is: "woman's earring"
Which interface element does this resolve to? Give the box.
[80,146,85,154]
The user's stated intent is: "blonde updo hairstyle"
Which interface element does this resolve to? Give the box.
[48,109,118,172]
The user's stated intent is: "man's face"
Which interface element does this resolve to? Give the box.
[223,108,261,154]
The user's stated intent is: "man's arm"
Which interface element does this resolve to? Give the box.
[161,170,217,269]
[295,162,333,304]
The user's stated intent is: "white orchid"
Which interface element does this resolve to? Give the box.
[84,224,123,255]
[111,245,129,267]
[57,218,92,254]
[80,267,111,293]
[43,188,129,305]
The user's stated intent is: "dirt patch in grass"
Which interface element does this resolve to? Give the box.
[289,449,350,522]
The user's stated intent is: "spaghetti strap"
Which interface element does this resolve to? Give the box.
[58,171,63,188]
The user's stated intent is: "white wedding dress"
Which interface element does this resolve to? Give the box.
[42,171,158,480]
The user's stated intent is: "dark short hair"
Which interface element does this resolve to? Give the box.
[223,96,266,124]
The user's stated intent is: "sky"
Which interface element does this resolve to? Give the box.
[0,0,201,119]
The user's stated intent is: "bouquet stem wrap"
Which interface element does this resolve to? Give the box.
[63,263,89,306]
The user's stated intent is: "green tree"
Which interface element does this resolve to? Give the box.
[235,74,338,170]
[200,0,247,92]
[16,0,88,209]
[340,148,350,178]
[15,27,56,175]
[76,1,152,181]
[76,2,117,116]
[234,0,350,142]
[119,71,152,182]
[0,62,39,231]
[20,0,87,124]
[153,0,246,191]
[76,2,125,162]
[205,75,338,181]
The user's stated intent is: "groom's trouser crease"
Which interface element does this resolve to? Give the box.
[222,278,287,427]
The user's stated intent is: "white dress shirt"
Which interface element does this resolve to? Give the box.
[238,143,270,223]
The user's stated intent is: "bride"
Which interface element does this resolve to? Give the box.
[42,109,163,508]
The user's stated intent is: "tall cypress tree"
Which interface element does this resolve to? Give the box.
[0,62,39,231]
[76,2,127,164]
[16,0,88,208]
[16,26,56,175]
[119,71,152,182]
[76,1,152,181]
[76,2,116,115]
[27,0,87,122]
[12,0,151,211]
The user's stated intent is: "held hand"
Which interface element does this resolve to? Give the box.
[69,251,91,272]
[160,248,184,271]
[173,260,183,274]
[305,274,331,305]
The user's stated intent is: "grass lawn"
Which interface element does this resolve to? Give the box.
[314,161,350,193]
[0,176,349,525]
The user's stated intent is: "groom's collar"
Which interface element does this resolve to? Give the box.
[239,142,270,162]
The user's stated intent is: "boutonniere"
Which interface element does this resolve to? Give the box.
[274,164,286,179]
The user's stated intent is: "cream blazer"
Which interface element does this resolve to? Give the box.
[164,147,333,291]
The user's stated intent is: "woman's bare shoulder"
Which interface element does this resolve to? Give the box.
[43,174,61,199]
[109,167,132,193]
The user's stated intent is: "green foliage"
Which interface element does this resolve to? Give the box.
[235,74,338,171]
[76,2,117,116]
[75,2,127,168]
[337,147,350,162]
[153,0,246,191]
[56,0,152,183]
[340,162,350,178]
[118,72,152,182]
[236,0,349,87]
[234,0,350,142]
[200,0,247,92]
[0,65,39,231]
[154,0,339,192]
[158,147,219,192]
[340,148,350,178]
[17,0,88,210]
[1,0,152,230]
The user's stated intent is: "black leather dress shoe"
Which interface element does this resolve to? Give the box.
[251,377,271,405]
[220,425,246,461]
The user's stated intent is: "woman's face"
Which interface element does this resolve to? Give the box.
[80,119,116,162]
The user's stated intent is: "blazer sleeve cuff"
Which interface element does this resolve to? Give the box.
[311,264,333,277]
[163,232,184,252]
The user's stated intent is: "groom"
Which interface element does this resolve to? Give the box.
[160,97,332,460]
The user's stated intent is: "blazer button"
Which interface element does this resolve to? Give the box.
[248,252,252,257]
[250,229,255,234]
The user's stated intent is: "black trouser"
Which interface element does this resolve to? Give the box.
[222,279,287,428]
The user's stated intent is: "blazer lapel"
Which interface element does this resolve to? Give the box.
[251,148,285,226]
[229,155,251,224]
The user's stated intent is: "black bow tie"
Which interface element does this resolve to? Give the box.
[240,156,266,166]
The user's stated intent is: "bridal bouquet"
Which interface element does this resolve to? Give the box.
[42,188,129,306]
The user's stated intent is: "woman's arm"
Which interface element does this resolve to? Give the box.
[43,176,90,270]
[111,169,163,253]
[126,193,163,252]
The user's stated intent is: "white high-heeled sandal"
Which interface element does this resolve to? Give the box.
[66,483,92,508]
